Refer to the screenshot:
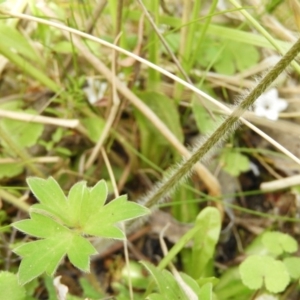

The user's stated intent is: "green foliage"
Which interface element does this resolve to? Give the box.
[192,100,223,134]
[0,271,26,300]
[1,115,43,148]
[141,261,203,300]
[81,117,106,143]
[158,207,221,273]
[216,230,300,299]
[220,149,250,176]
[120,260,149,290]
[0,21,59,91]
[0,102,44,179]
[195,37,260,75]
[134,91,183,164]
[283,257,300,279]
[0,156,24,179]
[239,231,299,294]
[262,231,298,255]
[190,207,221,279]
[39,128,72,156]
[13,177,150,285]
[172,181,198,223]
[79,277,105,299]
[0,24,42,63]
[239,255,290,293]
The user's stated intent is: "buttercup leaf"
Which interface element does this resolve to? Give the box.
[14,233,73,285]
[27,177,69,224]
[0,272,26,300]
[82,194,149,239]
[66,181,89,226]
[13,177,149,284]
[67,235,97,272]
[13,213,69,239]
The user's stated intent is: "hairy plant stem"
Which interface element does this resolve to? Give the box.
[142,37,300,210]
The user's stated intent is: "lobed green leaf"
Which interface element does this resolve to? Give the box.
[0,271,26,300]
[27,177,69,224]
[262,232,298,255]
[13,213,69,238]
[239,255,290,293]
[14,234,72,285]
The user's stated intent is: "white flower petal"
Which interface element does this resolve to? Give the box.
[273,98,288,111]
[266,110,279,120]
[253,88,287,120]
[265,88,278,99]
[254,106,268,117]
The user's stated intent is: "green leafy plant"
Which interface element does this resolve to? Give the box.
[141,207,220,300]
[0,101,44,179]
[0,271,26,300]
[12,177,150,285]
[142,261,204,300]
[220,148,250,176]
[239,231,299,294]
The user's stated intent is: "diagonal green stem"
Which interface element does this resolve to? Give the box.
[143,37,300,209]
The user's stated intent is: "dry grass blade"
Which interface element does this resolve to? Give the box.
[2,9,299,172]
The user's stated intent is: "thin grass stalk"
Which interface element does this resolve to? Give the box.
[140,36,300,210]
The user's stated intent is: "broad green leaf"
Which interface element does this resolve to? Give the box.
[164,33,180,53]
[198,282,213,300]
[134,91,183,164]
[0,110,44,148]
[0,272,26,300]
[81,117,106,143]
[0,25,41,63]
[262,232,298,255]
[79,179,108,225]
[214,266,252,300]
[0,159,23,179]
[283,257,300,279]
[121,260,149,290]
[239,255,290,293]
[213,41,259,75]
[221,150,250,176]
[79,277,105,299]
[141,261,191,300]
[0,44,59,91]
[190,207,221,279]
[147,294,166,300]
[52,41,77,53]
[13,213,70,238]
[13,177,150,284]
[172,181,198,223]
[180,272,202,296]
[83,194,149,239]
[192,100,223,135]
[196,37,259,75]
[234,42,260,72]
[67,235,97,271]
[213,46,235,75]
[67,181,90,226]
[27,177,69,224]
[197,277,219,287]
[14,233,73,285]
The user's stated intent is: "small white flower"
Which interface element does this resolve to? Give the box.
[250,161,260,176]
[53,276,68,300]
[253,88,288,120]
[83,77,108,105]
